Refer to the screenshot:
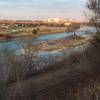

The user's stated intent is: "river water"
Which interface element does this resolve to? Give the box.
[0,26,96,54]
[0,26,96,75]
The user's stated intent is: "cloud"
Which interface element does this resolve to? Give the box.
[0,0,86,20]
[0,1,9,5]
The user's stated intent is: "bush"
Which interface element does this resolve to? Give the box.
[0,34,12,39]
[32,29,38,34]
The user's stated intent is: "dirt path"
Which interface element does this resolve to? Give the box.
[6,63,83,98]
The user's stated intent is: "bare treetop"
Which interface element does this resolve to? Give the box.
[87,0,100,34]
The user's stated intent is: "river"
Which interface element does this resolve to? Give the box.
[0,26,96,54]
[0,26,96,75]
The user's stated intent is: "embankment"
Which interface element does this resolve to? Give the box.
[5,36,100,100]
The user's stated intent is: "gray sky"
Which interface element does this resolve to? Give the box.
[0,0,87,20]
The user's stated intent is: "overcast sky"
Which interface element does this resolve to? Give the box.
[0,0,87,20]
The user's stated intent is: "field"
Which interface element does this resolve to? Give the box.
[0,25,67,39]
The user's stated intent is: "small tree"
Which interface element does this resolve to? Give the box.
[86,0,100,35]
[33,29,37,34]
[20,40,37,76]
[67,23,80,38]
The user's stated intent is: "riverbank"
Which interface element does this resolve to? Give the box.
[0,27,66,41]
[24,35,91,52]
[6,36,100,100]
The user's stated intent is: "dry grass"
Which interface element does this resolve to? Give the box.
[31,36,89,52]
[0,35,100,100]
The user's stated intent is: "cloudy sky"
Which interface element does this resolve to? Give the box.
[0,0,87,20]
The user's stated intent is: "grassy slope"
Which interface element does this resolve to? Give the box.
[6,36,100,100]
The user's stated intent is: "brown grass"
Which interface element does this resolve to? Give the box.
[4,36,100,100]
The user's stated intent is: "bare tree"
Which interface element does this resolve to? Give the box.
[20,39,37,76]
[67,23,80,38]
[86,0,100,35]
[0,48,25,100]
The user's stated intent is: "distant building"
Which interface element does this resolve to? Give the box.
[47,18,69,23]
[70,19,81,23]
[0,20,14,24]
[64,22,71,26]
[47,18,56,23]
[14,20,34,24]
[96,18,100,23]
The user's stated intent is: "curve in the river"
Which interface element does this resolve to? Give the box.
[0,26,96,53]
